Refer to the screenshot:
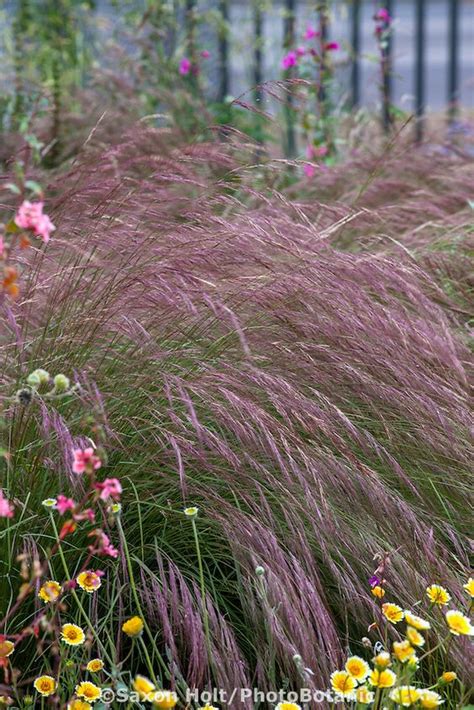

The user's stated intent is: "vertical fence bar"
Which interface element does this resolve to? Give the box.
[253,0,264,146]
[218,0,229,102]
[283,0,296,157]
[185,0,198,89]
[317,0,329,107]
[448,0,460,123]
[350,0,361,108]
[381,0,394,132]
[415,0,425,142]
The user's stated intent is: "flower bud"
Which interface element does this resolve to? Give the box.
[53,373,70,393]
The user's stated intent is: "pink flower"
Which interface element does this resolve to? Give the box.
[281,51,297,70]
[0,490,14,518]
[304,24,319,40]
[56,495,76,515]
[179,57,192,75]
[95,478,122,501]
[200,49,210,59]
[375,8,391,23]
[90,530,119,559]
[74,508,95,523]
[303,163,316,179]
[324,41,340,52]
[72,447,102,475]
[306,144,328,160]
[0,236,5,259]
[14,201,55,243]
[296,46,306,57]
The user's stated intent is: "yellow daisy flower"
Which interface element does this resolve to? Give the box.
[404,610,431,630]
[77,571,102,593]
[419,690,444,708]
[86,659,104,673]
[0,640,14,658]
[33,676,57,697]
[355,686,374,705]
[463,578,474,598]
[382,602,404,624]
[75,682,101,703]
[445,609,474,636]
[38,580,62,603]
[68,701,92,710]
[439,671,457,684]
[406,626,425,647]
[389,686,421,707]
[345,656,370,681]
[426,584,451,606]
[184,506,199,518]
[369,669,397,688]
[133,675,155,700]
[393,640,416,663]
[61,623,85,646]
[199,706,219,710]
[152,690,178,709]
[275,705,301,710]
[330,670,357,697]
[122,616,144,637]
[371,585,385,598]
[372,651,391,668]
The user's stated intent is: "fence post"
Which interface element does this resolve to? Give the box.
[283,0,297,157]
[350,0,361,108]
[218,0,229,102]
[317,0,329,108]
[381,0,394,133]
[253,0,264,146]
[415,0,425,142]
[185,0,198,89]
[448,0,460,124]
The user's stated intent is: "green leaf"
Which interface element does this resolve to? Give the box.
[25,180,43,195]
[5,220,20,234]
[5,182,21,195]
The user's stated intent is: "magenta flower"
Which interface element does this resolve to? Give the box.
[56,495,76,515]
[72,447,102,475]
[98,532,119,558]
[375,8,391,23]
[369,575,381,588]
[324,41,340,52]
[14,200,56,243]
[304,24,319,40]
[95,477,122,501]
[200,49,210,59]
[296,46,306,57]
[281,51,297,70]
[306,144,328,160]
[303,163,316,179]
[0,490,14,518]
[0,236,5,259]
[179,57,192,76]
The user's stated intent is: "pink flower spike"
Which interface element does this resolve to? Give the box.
[304,163,316,179]
[0,490,14,518]
[179,57,192,75]
[325,41,340,51]
[304,24,319,40]
[200,49,210,59]
[296,46,306,57]
[281,51,297,70]
[72,447,102,475]
[56,495,76,515]
[0,236,5,259]
[95,478,122,501]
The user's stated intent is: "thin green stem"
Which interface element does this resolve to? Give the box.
[191,516,212,665]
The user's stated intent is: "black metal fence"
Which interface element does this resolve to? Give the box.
[196,0,465,150]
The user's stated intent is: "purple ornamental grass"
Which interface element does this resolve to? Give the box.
[1,127,472,690]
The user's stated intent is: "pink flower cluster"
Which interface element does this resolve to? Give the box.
[0,490,14,518]
[95,477,122,501]
[374,8,392,34]
[72,447,102,475]
[14,201,56,244]
[179,50,210,76]
[303,144,329,179]
[281,25,339,70]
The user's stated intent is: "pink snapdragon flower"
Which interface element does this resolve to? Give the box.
[14,201,56,243]
[200,49,210,59]
[281,51,297,70]
[56,495,76,515]
[72,447,102,475]
[324,41,340,51]
[95,477,122,501]
[89,530,119,558]
[306,144,328,159]
[303,163,316,179]
[304,24,319,40]
[0,490,14,518]
[179,57,192,75]
[0,236,5,259]
[296,46,306,57]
